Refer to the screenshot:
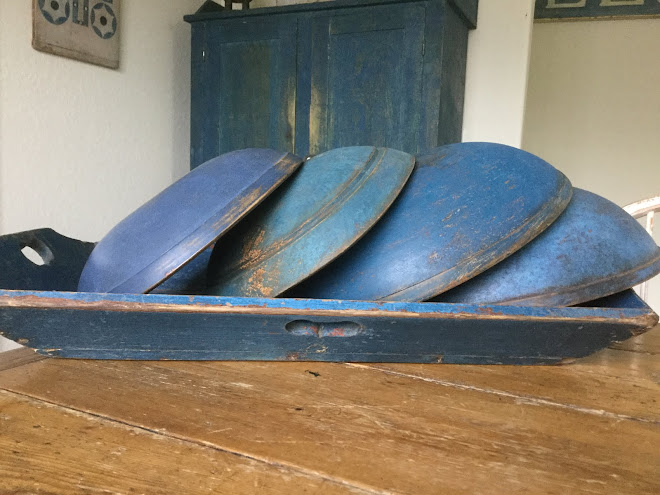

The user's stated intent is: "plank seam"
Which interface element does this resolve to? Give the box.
[607,347,659,356]
[348,364,660,426]
[0,388,394,495]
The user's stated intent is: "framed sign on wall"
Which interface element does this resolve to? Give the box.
[32,0,120,69]
[535,0,660,21]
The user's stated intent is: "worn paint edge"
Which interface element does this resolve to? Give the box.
[495,253,660,307]
[211,148,416,296]
[0,291,655,328]
[381,174,573,301]
[113,153,302,294]
[216,148,388,275]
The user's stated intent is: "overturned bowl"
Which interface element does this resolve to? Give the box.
[207,146,415,297]
[79,148,302,293]
[439,188,660,307]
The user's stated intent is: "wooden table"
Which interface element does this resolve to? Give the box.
[1,326,659,494]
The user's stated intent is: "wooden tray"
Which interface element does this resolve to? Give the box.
[0,229,656,364]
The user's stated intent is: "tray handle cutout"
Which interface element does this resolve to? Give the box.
[285,320,365,337]
[20,236,55,266]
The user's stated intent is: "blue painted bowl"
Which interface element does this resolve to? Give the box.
[78,149,302,293]
[207,146,415,297]
[289,142,573,301]
[438,188,660,307]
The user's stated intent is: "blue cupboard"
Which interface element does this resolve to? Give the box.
[185,0,478,168]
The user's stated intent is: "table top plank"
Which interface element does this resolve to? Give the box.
[364,337,660,423]
[0,390,356,495]
[610,324,660,354]
[1,354,658,494]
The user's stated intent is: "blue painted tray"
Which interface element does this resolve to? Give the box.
[289,142,573,301]
[0,229,656,364]
[439,188,660,307]
[207,147,415,297]
[78,149,302,294]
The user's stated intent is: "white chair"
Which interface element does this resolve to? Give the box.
[623,196,660,301]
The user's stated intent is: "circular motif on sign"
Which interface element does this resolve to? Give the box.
[91,2,117,39]
[38,0,71,25]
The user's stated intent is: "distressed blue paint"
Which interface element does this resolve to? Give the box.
[451,0,478,27]
[187,0,476,160]
[434,1,470,147]
[0,288,655,363]
[0,284,651,319]
[151,244,213,295]
[78,149,302,294]
[535,0,660,21]
[0,230,655,364]
[290,142,573,302]
[207,147,415,297]
[191,15,298,168]
[2,226,654,364]
[439,189,660,307]
[303,3,424,155]
[189,22,207,171]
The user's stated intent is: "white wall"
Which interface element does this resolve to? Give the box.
[523,19,660,205]
[523,18,660,310]
[462,0,534,147]
[0,0,199,242]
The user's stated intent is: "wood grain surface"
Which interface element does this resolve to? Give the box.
[610,322,660,354]
[0,391,352,494]
[1,326,659,494]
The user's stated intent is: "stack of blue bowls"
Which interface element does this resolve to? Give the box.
[78,142,660,308]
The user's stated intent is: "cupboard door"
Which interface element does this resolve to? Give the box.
[297,3,425,156]
[191,17,297,168]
